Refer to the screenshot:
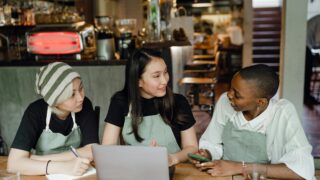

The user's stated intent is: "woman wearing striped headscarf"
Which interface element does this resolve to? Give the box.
[7,62,99,176]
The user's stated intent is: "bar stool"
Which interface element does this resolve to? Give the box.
[180,52,221,114]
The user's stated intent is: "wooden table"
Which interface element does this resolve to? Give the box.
[0,156,234,180]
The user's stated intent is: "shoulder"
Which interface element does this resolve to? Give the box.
[111,91,128,104]
[173,93,188,103]
[270,98,297,115]
[110,91,128,107]
[112,91,127,100]
[267,98,301,127]
[25,99,48,114]
[173,93,192,109]
[82,97,93,108]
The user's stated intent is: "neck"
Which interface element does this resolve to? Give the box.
[244,102,269,121]
[56,110,70,120]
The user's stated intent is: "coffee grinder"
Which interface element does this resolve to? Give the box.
[115,19,136,59]
[94,16,115,61]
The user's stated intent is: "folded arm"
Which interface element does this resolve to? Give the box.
[7,148,90,176]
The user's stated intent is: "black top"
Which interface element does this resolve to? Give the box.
[11,97,99,151]
[105,92,195,146]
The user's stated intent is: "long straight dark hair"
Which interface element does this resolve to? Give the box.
[122,48,181,142]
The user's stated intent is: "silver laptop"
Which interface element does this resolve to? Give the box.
[92,145,170,180]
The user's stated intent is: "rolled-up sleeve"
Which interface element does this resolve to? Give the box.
[268,101,315,179]
[199,93,230,160]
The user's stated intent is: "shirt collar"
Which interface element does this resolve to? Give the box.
[238,101,273,130]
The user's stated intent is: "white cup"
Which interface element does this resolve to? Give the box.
[244,164,267,180]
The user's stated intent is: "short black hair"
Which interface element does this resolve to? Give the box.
[238,64,279,99]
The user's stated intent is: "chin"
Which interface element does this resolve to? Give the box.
[156,91,167,97]
[74,106,83,112]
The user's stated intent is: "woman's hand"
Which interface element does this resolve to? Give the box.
[189,149,211,165]
[197,160,242,176]
[149,139,158,147]
[62,157,91,176]
[168,154,179,166]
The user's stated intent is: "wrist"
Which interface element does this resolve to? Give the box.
[46,160,51,175]
[241,161,247,175]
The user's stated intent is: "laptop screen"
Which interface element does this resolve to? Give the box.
[92,145,170,180]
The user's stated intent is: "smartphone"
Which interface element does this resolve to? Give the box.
[188,153,210,162]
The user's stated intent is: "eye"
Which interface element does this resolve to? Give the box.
[152,73,160,78]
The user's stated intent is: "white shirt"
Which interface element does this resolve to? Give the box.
[200,93,315,180]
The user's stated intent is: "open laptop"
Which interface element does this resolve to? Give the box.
[92,144,170,180]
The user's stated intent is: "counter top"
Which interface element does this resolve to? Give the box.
[0,59,127,66]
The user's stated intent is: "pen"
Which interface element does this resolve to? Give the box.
[70,146,79,157]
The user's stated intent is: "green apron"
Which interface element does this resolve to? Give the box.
[221,120,269,163]
[34,107,82,155]
[122,108,181,154]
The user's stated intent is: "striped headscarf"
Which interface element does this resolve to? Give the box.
[35,62,80,106]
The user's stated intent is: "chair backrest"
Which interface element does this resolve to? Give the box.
[213,51,221,80]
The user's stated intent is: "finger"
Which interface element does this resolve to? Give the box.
[207,169,214,174]
[149,139,158,147]
[188,158,199,164]
[200,161,214,167]
[79,157,90,164]
[80,162,89,170]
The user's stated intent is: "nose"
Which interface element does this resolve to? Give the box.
[75,91,84,102]
[160,74,169,85]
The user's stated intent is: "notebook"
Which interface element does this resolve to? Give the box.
[92,144,170,180]
[46,166,96,180]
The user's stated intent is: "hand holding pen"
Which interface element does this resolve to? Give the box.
[69,146,91,175]
[70,146,79,157]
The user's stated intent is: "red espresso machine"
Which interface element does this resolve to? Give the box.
[26,21,96,61]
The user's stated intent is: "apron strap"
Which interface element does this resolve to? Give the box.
[45,107,52,131]
[46,106,78,130]
[127,104,131,117]
[71,112,77,130]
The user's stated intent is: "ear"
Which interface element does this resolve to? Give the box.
[138,79,143,87]
[257,98,268,107]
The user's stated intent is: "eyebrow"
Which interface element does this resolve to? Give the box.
[73,82,83,91]
[151,68,167,74]
[232,87,241,97]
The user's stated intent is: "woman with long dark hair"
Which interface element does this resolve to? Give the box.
[102,48,198,166]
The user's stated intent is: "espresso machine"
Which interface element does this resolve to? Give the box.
[94,16,115,61]
[115,19,136,59]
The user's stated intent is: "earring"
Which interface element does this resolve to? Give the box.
[257,106,260,112]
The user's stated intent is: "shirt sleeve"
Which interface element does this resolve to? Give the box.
[199,93,230,160]
[268,100,315,180]
[11,101,45,151]
[174,94,196,131]
[105,92,127,127]
[77,97,100,146]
